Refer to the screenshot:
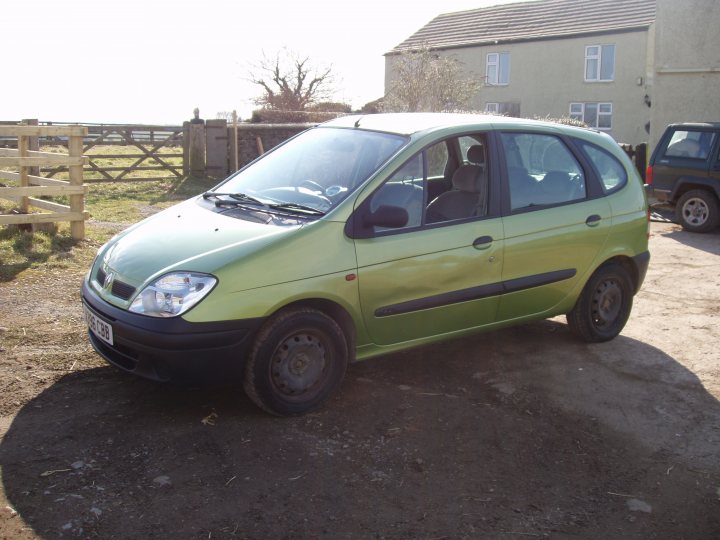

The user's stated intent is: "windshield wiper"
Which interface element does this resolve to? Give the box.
[202,192,265,206]
[268,202,325,215]
[203,191,324,216]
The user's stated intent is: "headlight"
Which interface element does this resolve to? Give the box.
[129,272,217,318]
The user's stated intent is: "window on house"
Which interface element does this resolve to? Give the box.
[485,102,521,117]
[486,52,510,85]
[585,45,615,82]
[570,102,612,130]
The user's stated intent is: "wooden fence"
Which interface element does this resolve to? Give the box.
[0,125,88,239]
[619,143,648,181]
[0,119,310,182]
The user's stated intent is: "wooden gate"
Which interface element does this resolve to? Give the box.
[42,124,184,182]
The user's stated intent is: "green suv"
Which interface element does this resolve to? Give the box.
[647,122,720,232]
[82,114,650,415]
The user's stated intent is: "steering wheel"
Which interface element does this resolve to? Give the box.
[298,180,325,194]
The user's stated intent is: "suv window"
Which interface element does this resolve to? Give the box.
[664,130,717,159]
[500,132,586,210]
[578,141,627,193]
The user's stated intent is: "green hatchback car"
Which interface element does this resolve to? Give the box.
[82,114,650,415]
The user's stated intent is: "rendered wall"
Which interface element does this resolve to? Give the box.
[385,29,652,145]
[649,0,720,152]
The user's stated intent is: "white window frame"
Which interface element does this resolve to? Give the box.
[486,52,510,85]
[485,102,499,113]
[584,44,615,82]
[569,102,613,130]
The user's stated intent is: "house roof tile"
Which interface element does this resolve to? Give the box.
[388,0,656,54]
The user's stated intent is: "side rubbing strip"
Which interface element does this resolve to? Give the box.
[501,269,577,294]
[374,268,577,317]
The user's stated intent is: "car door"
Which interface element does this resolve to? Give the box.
[496,131,612,321]
[349,135,504,346]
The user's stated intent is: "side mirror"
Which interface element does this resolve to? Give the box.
[364,205,409,229]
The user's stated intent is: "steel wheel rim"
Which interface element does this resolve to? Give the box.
[682,197,709,226]
[591,278,623,328]
[271,332,327,397]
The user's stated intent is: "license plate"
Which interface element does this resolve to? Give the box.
[84,305,114,346]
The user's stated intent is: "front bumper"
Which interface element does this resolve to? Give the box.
[82,280,264,383]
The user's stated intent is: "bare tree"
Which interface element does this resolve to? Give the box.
[384,46,480,112]
[249,49,335,111]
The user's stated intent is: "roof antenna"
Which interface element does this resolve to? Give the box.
[354,116,364,128]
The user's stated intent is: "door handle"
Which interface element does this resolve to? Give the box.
[472,236,493,249]
[585,214,601,226]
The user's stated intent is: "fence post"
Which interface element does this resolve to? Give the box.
[18,134,29,214]
[68,134,85,240]
[231,110,239,173]
[182,121,190,177]
[186,109,206,177]
[635,143,647,181]
[23,118,39,177]
[189,123,206,176]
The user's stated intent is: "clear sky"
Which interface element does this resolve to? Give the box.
[3,0,522,124]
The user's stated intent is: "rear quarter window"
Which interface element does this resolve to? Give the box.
[578,141,627,194]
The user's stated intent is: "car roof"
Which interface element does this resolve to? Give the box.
[322,113,580,136]
[668,122,720,129]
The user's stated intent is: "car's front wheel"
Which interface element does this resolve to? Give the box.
[244,307,348,416]
[676,189,719,233]
[567,262,633,343]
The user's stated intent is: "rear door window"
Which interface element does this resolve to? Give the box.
[664,130,716,160]
[500,132,586,210]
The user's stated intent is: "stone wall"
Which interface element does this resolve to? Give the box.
[232,123,316,172]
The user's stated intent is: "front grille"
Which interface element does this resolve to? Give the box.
[95,267,136,300]
[111,280,136,300]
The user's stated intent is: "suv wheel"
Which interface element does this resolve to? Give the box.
[676,189,720,232]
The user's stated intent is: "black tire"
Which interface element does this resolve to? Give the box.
[675,189,720,233]
[567,262,633,343]
[243,307,348,416]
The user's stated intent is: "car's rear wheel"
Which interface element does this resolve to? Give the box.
[567,262,633,343]
[244,307,348,416]
[676,189,719,232]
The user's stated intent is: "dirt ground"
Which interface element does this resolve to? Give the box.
[0,218,718,539]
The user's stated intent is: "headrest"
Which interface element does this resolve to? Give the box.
[467,145,485,164]
[452,164,483,192]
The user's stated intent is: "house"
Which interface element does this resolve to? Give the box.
[649,0,720,150]
[385,0,656,145]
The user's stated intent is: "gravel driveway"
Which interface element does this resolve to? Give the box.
[0,220,718,538]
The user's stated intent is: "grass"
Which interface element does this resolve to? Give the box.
[1,143,217,282]
[0,175,218,282]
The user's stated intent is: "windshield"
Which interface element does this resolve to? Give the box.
[213,127,407,214]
